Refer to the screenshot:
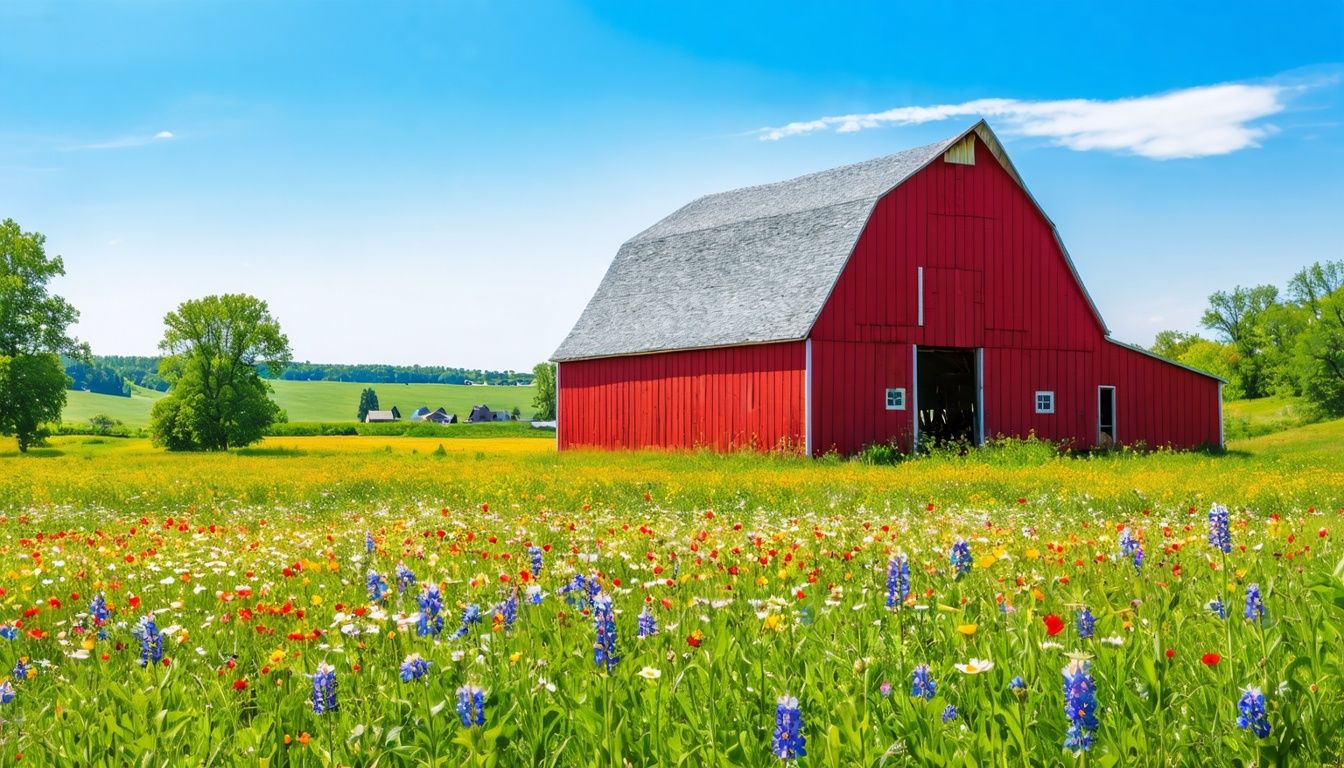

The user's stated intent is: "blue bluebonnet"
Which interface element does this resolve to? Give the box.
[365,531,375,554]
[949,538,973,579]
[910,664,937,700]
[1208,503,1232,554]
[11,658,29,681]
[1062,660,1098,753]
[1076,607,1096,640]
[367,570,389,603]
[1119,529,1144,572]
[1009,676,1027,698]
[771,695,806,760]
[417,586,445,637]
[495,590,518,630]
[399,654,431,683]
[593,593,620,672]
[0,680,12,704]
[133,615,164,667]
[395,563,417,593]
[1244,583,1265,623]
[1208,598,1227,620]
[526,584,544,605]
[637,606,658,638]
[560,573,601,611]
[89,593,110,624]
[0,625,16,641]
[310,662,338,714]
[886,553,910,608]
[941,704,958,723]
[448,601,478,639]
[528,545,544,579]
[1236,686,1271,738]
[456,684,486,728]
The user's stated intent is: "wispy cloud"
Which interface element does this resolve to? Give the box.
[756,81,1312,159]
[67,130,175,151]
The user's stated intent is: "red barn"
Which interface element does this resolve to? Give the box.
[553,121,1224,455]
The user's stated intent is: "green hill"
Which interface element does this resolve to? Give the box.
[62,380,536,428]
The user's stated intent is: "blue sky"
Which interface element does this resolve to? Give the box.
[2,1,1341,370]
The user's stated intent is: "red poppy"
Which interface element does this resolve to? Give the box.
[232,679,248,691]
[1165,649,1175,659]
[1201,653,1220,666]
[1043,614,1064,636]
[687,630,703,648]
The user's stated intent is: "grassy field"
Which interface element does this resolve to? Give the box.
[1222,395,1305,439]
[61,380,537,428]
[1,421,1341,765]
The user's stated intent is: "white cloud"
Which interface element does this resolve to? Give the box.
[68,130,175,151]
[756,82,1303,159]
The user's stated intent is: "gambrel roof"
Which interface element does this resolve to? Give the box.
[553,121,1131,367]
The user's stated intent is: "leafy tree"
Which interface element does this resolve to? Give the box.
[357,387,380,421]
[511,405,521,420]
[150,294,291,451]
[1150,330,1204,361]
[0,219,87,451]
[1287,261,1344,317]
[531,362,556,420]
[1177,340,1243,399]
[1292,286,1344,418]
[1200,285,1280,398]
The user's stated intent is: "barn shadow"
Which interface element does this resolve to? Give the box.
[234,447,308,458]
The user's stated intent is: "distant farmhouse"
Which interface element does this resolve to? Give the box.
[364,407,401,423]
[414,407,458,424]
[467,405,512,423]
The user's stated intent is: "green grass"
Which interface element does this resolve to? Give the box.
[1223,395,1306,440]
[59,380,537,428]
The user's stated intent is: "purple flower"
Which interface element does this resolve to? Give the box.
[456,684,485,728]
[1236,686,1271,738]
[1062,660,1098,753]
[395,563,416,593]
[310,662,338,714]
[133,615,163,667]
[399,654,431,683]
[1208,503,1232,554]
[1076,607,1096,640]
[911,664,937,700]
[366,570,389,603]
[637,606,657,638]
[887,553,910,608]
[941,704,958,722]
[593,593,620,671]
[949,538,972,578]
[528,545,544,579]
[0,681,13,705]
[771,695,806,760]
[1244,583,1265,623]
[417,586,445,637]
[89,593,110,624]
[1119,529,1143,572]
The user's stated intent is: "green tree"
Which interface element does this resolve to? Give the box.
[150,294,291,451]
[1149,330,1204,360]
[0,219,87,451]
[1200,284,1280,398]
[357,387,380,421]
[1292,286,1344,418]
[531,361,556,420]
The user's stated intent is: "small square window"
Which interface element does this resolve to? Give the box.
[885,388,906,410]
[1035,391,1055,414]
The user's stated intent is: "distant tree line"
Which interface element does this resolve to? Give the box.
[1150,259,1344,418]
[68,356,534,393]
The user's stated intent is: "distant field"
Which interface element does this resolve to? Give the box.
[61,380,536,427]
[1222,395,1304,439]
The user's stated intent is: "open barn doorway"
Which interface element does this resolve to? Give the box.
[916,347,980,447]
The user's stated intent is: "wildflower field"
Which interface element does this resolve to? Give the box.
[1,427,1343,766]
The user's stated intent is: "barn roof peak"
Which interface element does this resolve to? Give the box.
[553,121,1084,362]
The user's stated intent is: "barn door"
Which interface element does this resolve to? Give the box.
[1098,386,1116,446]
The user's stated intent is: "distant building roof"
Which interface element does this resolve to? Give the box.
[364,410,398,422]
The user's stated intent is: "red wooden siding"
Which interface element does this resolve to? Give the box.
[557,342,806,452]
[808,135,1221,454]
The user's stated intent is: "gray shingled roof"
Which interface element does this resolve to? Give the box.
[552,128,967,361]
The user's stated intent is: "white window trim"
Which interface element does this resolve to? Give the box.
[1035,390,1055,414]
[885,387,906,411]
